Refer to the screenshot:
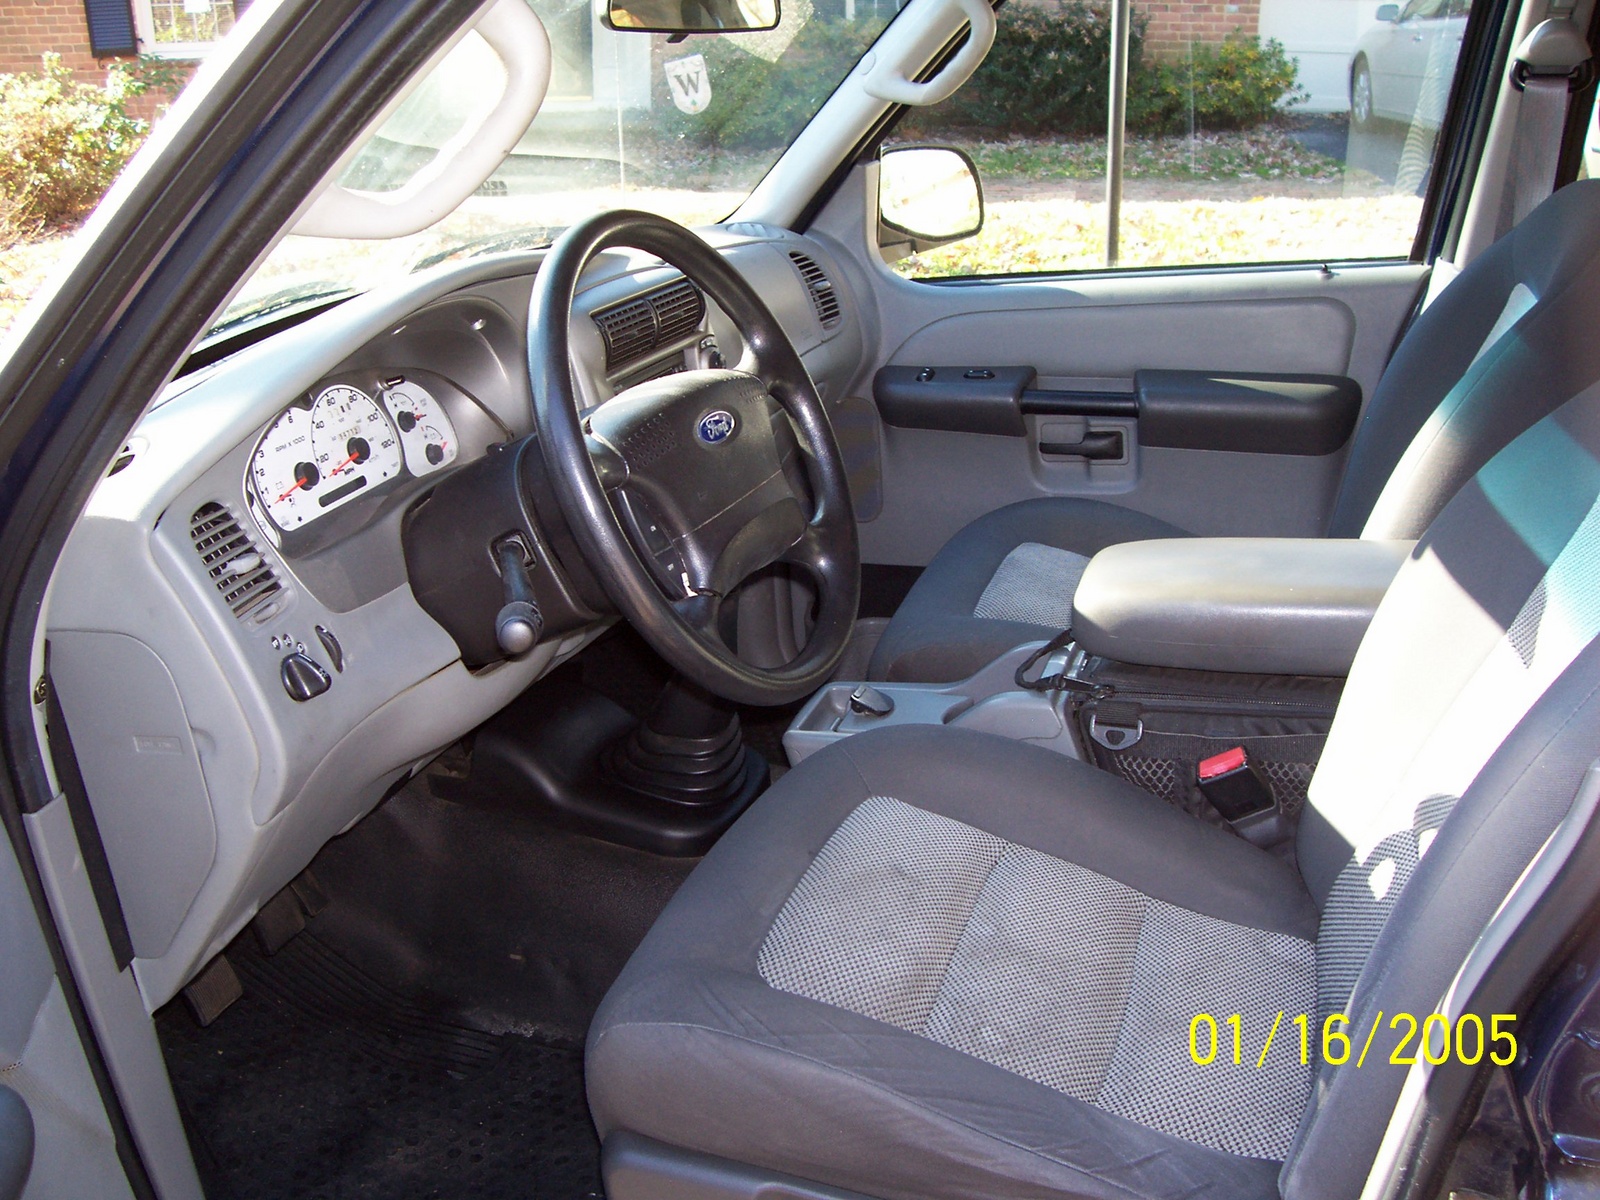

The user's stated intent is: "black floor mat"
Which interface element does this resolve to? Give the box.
[304,782,697,1041]
[157,773,700,1199]
[159,931,604,1200]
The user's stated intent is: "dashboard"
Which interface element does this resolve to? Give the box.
[44,223,868,1011]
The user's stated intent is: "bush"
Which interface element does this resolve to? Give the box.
[1131,37,1306,133]
[908,0,1144,139]
[908,3,1302,139]
[0,54,152,233]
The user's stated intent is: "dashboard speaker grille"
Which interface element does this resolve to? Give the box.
[788,252,841,330]
[593,279,705,371]
[190,502,283,621]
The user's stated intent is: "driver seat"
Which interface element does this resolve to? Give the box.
[586,379,1600,1199]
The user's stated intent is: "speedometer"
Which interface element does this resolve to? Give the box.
[309,385,401,516]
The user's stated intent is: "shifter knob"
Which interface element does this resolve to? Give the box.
[496,599,543,656]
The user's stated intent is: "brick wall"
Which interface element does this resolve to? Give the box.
[0,1,197,120]
[0,0,120,79]
[1140,0,1261,58]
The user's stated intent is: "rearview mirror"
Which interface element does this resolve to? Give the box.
[878,145,984,262]
[603,0,779,34]
[1375,4,1400,19]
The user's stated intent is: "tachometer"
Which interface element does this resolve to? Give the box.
[309,385,401,515]
[250,404,323,529]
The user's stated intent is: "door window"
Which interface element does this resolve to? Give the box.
[890,0,1477,278]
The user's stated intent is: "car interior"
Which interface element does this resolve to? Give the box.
[7,0,1600,1195]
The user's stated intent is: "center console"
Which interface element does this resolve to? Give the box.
[788,536,1415,843]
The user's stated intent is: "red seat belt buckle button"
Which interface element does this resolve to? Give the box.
[1198,746,1247,781]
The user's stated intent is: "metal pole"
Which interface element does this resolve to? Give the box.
[1105,0,1130,267]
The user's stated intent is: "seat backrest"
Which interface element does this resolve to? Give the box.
[1327,179,1600,540]
[1283,380,1600,1197]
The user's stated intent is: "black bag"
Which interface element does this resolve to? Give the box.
[1069,657,1343,834]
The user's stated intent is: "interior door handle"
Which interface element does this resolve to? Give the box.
[1039,431,1125,460]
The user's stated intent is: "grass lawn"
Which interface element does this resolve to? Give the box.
[959,126,1349,184]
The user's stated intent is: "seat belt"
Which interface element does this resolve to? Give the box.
[1501,17,1594,234]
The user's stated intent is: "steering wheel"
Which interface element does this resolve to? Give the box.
[528,211,860,707]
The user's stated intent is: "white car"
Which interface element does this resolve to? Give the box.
[1350,0,1472,130]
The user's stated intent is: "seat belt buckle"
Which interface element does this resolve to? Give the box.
[1196,747,1275,821]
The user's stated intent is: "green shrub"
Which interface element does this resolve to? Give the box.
[0,54,152,233]
[908,3,1303,138]
[908,0,1145,139]
[649,18,888,153]
[1131,36,1306,133]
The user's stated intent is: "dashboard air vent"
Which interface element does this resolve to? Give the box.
[593,279,706,371]
[189,502,283,622]
[789,251,841,330]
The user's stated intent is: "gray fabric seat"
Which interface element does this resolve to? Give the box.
[869,179,1600,682]
[588,381,1600,1200]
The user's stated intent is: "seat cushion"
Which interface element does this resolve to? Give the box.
[868,499,1189,683]
[587,725,1319,1200]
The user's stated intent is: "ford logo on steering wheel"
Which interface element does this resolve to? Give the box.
[697,410,736,444]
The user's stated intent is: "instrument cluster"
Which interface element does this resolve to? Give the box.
[249,378,459,532]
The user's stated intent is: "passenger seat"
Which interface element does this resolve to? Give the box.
[868,179,1600,682]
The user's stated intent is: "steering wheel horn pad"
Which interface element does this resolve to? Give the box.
[529,211,860,706]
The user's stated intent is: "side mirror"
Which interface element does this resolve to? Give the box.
[1375,4,1401,20]
[604,0,779,34]
[877,145,984,262]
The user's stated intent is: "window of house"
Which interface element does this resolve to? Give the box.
[133,0,244,58]
[891,0,1475,278]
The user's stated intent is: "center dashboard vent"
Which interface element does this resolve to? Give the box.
[789,251,841,330]
[189,502,284,622]
[593,278,706,371]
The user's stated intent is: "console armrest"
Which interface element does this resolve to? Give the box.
[1071,538,1415,676]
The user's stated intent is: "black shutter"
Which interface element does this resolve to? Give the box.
[84,0,138,57]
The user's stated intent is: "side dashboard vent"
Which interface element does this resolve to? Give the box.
[189,502,283,622]
[789,251,841,330]
[593,279,706,371]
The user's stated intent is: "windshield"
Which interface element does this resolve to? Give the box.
[215,0,888,335]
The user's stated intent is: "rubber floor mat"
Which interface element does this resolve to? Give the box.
[158,932,604,1200]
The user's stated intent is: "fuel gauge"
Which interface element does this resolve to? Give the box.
[380,378,459,477]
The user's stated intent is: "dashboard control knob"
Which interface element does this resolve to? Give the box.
[280,652,331,702]
[315,625,345,672]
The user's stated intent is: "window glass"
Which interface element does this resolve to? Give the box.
[142,0,242,50]
[216,0,888,334]
[892,0,1473,278]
